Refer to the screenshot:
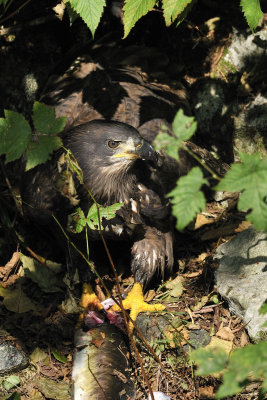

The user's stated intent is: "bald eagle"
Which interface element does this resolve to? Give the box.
[21,59,190,321]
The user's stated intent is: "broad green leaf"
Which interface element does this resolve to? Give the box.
[216,343,267,398]
[3,376,20,391]
[33,102,66,135]
[69,0,106,37]
[52,349,68,363]
[0,110,31,162]
[123,0,156,38]
[240,0,263,32]
[0,283,37,313]
[86,202,123,230]
[26,135,62,170]
[168,167,207,231]
[191,347,228,375]
[162,0,193,26]
[20,254,63,293]
[65,0,79,25]
[154,109,197,160]
[216,152,267,231]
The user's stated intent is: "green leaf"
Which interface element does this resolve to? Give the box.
[69,0,106,37]
[162,0,193,26]
[259,301,267,315]
[168,167,207,231]
[33,102,66,135]
[65,0,79,25]
[191,347,228,375]
[86,202,123,230]
[70,207,87,233]
[0,110,31,162]
[26,135,62,170]
[52,349,68,363]
[216,343,267,398]
[216,152,267,231]
[123,0,156,38]
[154,109,197,160]
[3,375,20,391]
[20,253,63,293]
[240,0,263,32]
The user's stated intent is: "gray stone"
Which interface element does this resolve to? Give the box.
[214,227,267,342]
[0,342,28,375]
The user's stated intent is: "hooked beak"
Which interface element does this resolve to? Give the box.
[113,138,158,165]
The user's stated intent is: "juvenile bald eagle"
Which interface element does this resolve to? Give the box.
[22,60,190,321]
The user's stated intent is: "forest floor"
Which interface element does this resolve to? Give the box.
[0,0,266,399]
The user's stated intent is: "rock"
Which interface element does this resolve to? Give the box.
[0,342,28,375]
[214,227,267,342]
[234,93,267,158]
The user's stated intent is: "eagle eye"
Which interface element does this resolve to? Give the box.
[108,140,120,149]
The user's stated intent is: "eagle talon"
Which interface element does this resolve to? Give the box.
[111,282,165,331]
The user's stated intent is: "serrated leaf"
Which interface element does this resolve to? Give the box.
[216,343,267,398]
[20,253,63,293]
[191,347,228,376]
[0,110,31,162]
[162,0,193,26]
[123,0,156,38]
[154,109,197,160]
[33,102,66,135]
[26,135,62,170]
[86,202,123,230]
[168,167,207,231]
[3,375,20,391]
[240,0,263,32]
[69,0,105,37]
[216,152,267,231]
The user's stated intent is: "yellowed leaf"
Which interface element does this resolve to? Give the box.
[194,214,215,230]
[216,326,235,341]
[206,336,233,355]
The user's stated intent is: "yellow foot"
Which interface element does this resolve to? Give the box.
[111,282,165,331]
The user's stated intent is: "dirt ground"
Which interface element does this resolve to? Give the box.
[0,1,266,399]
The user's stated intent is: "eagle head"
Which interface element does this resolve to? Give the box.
[64,120,158,204]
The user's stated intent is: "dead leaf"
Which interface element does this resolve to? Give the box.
[165,275,184,301]
[240,331,250,347]
[216,326,235,341]
[200,224,239,241]
[29,388,45,400]
[206,336,233,355]
[191,295,210,312]
[144,289,156,302]
[30,347,49,364]
[199,385,215,399]
[235,221,251,233]
[194,214,215,230]
[53,2,66,21]
[35,376,70,399]
[0,251,20,280]
[195,252,209,263]
[183,271,202,278]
